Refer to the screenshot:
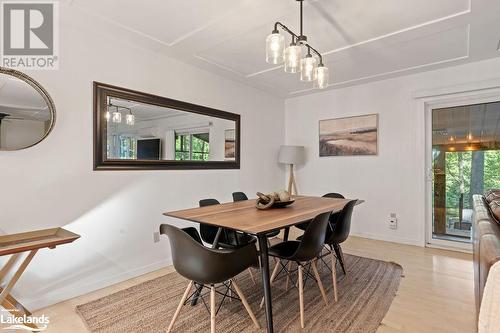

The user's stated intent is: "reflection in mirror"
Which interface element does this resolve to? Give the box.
[0,71,54,150]
[105,97,237,162]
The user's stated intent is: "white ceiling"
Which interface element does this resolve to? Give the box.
[433,102,500,146]
[0,74,49,121]
[65,0,500,97]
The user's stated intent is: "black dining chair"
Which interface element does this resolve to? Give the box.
[232,192,281,239]
[199,198,254,248]
[322,199,357,300]
[294,192,345,232]
[160,224,260,333]
[261,211,331,329]
[199,198,257,285]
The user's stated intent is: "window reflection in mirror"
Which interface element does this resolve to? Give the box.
[105,97,236,162]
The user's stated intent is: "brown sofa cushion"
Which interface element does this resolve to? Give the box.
[490,200,500,224]
[485,189,500,203]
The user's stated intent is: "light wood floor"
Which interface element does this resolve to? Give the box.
[5,236,475,333]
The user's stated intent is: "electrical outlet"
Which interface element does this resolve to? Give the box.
[389,213,398,230]
[153,232,160,243]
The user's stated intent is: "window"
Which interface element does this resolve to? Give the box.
[119,136,136,159]
[175,132,209,161]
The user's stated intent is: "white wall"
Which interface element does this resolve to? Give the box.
[0,119,46,150]
[0,5,284,310]
[285,57,500,247]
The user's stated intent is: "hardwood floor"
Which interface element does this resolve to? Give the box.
[3,236,474,333]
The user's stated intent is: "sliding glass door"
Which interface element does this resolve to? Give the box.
[431,101,500,244]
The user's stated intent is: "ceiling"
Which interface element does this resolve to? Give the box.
[0,74,49,121]
[65,0,500,97]
[432,102,500,147]
[108,97,185,121]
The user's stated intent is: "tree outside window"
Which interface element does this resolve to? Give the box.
[175,132,209,161]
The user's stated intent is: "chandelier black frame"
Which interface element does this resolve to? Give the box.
[266,0,329,89]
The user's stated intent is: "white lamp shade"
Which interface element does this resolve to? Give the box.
[278,145,305,165]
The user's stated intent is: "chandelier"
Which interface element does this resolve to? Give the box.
[266,0,329,89]
[105,103,135,126]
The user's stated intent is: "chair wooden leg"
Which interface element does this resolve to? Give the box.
[248,268,256,286]
[210,286,216,333]
[331,250,338,302]
[298,264,305,329]
[231,279,260,329]
[311,260,328,306]
[167,281,193,333]
[260,259,281,308]
[285,261,292,291]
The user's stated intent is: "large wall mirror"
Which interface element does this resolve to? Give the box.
[0,67,56,151]
[94,82,240,170]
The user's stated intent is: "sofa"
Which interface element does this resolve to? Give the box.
[473,189,500,314]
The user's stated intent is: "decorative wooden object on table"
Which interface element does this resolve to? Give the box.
[255,191,294,210]
[0,228,80,330]
[164,195,363,333]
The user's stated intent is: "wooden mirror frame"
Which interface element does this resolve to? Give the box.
[0,67,56,151]
[93,82,241,170]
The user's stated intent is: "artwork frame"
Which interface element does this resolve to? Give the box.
[319,113,379,157]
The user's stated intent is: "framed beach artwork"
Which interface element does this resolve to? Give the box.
[224,129,236,160]
[319,114,378,156]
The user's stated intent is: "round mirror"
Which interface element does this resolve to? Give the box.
[0,67,55,151]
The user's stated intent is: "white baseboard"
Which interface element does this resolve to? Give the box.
[350,231,424,247]
[25,258,172,311]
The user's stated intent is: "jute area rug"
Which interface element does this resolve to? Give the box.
[76,254,402,332]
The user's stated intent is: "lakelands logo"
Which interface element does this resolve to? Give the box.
[1,310,49,331]
[1,1,59,70]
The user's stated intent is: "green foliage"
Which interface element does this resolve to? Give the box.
[442,150,500,210]
[175,133,209,161]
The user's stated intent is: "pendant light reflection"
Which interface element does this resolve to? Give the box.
[300,54,317,82]
[126,113,135,126]
[265,32,284,64]
[111,110,122,123]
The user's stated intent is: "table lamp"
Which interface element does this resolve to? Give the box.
[278,145,305,195]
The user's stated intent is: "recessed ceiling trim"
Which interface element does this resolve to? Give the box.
[246,8,471,78]
[289,55,470,96]
[73,3,174,48]
[193,55,247,77]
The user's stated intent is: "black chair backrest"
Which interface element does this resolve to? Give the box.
[198,199,221,245]
[232,192,248,202]
[326,200,357,245]
[291,211,331,262]
[322,193,345,225]
[160,224,257,284]
[199,198,220,207]
[323,192,345,199]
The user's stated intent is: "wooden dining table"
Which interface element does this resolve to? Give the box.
[164,195,358,333]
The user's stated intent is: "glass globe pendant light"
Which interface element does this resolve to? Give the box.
[126,112,135,126]
[265,29,284,64]
[300,48,317,82]
[111,107,122,123]
[314,63,329,89]
[284,37,302,73]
